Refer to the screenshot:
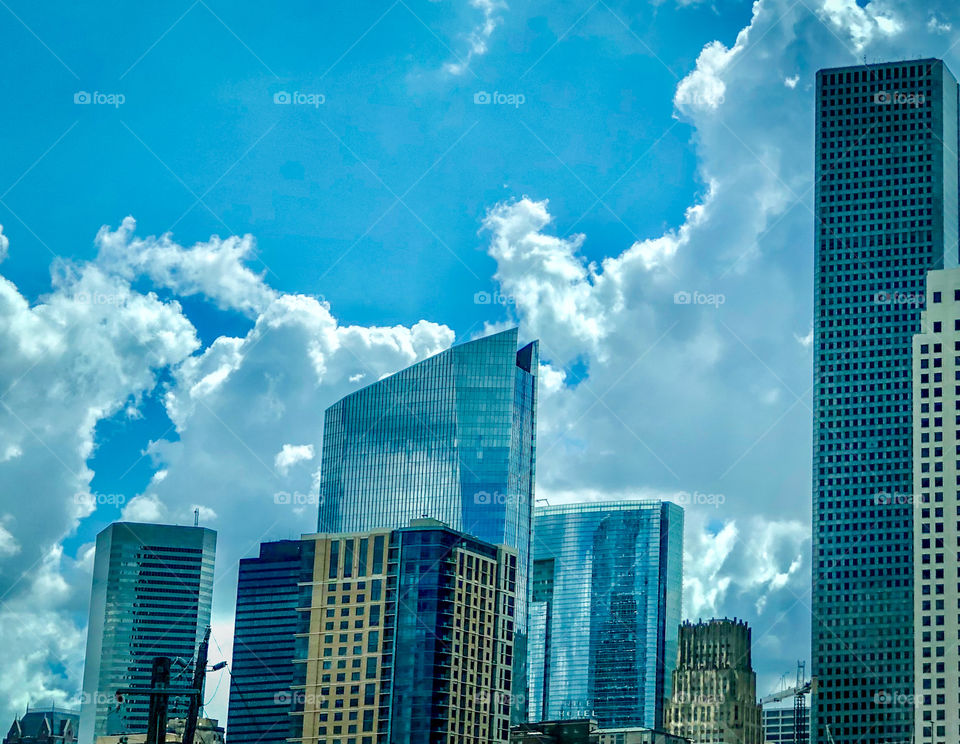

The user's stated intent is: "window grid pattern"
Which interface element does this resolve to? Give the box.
[912,269,960,744]
[227,540,304,744]
[812,58,959,744]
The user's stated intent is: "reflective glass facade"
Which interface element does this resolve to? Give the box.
[316,328,537,720]
[227,540,304,744]
[812,59,959,744]
[529,501,683,729]
[78,523,216,744]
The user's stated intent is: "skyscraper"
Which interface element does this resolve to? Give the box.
[78,522,216,744]
[227,540,305,744]
[316,327,538,719]
[812,59,959,743]
[528,501,682,729]
[663,619,762,744]
[290,520,517,744]
[911,268,960,744]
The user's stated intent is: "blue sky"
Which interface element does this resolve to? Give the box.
[1,0,958,727]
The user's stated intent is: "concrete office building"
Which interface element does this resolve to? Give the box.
[911,267,960,743]
[812,58,959,743]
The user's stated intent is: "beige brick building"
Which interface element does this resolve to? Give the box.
[290,520,516,744]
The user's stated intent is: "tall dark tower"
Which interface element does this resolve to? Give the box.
[812,59,959,743]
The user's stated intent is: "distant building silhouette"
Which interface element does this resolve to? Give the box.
[4,706,78,744]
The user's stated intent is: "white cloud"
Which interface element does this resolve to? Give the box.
[444,0,506,75]
[95,217,276,316]
[274,444,315,475]
[784,75,800,88]
[928,14,952,33]
[121,494,167,522]
[0,226,8,263]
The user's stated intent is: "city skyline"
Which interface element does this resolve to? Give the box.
[3,0,960,735]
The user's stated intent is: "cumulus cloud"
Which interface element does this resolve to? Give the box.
[95,217,276,316]
[274,444,315,475]
[0,226,8,263]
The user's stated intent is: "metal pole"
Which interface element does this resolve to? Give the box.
[146,657,171,744]
[182,627,210,744]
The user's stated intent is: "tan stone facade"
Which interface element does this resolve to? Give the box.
[664,619,762,744]
[291,529,391,744]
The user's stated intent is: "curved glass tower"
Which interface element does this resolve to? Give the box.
[528,501,683,729]
[316,327,538,719]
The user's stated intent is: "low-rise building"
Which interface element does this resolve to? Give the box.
[4,707,78,744]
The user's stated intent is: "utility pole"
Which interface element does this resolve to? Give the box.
[181,627,210,744]
[116,658,198,744]
[145,658,171,744]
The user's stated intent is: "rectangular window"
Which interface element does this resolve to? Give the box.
[373,535,385,574]
[358,538,368,577]
[344,539,354,578]
[329,540,340,579]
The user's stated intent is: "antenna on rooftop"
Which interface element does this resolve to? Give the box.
[194,508,199,527]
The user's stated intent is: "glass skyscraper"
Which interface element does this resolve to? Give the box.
[812,59,959,744]
[316,327,538,720]
[227,540,304,744]
[528,501,683,729]
[78,522,216,744]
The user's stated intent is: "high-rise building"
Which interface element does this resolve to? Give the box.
[227,540,304,744]
[316,327,538,719]
[911,267,960,744]
[527,501,683,729]
[78,522,216,744]
[664,619,762,744]
[290,520,517,744]
[812,58,959,743]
